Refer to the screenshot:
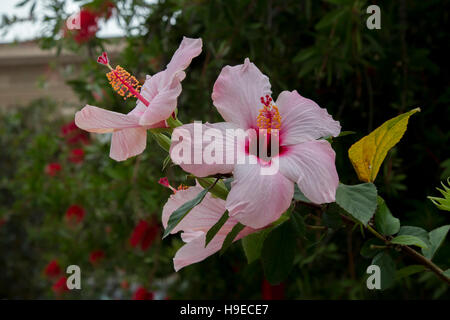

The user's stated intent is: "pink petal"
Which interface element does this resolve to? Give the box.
[173,233,225,271]
[279,140,339,203]
[109,127,147,161]
[139,76,182,126]
[276,90,341,145]
[173,223,255,271]
[162,186,227,234]
[170,122,243,177]
[226,160,294,229]
[212,58,272,129]
[164,37,203,84]
[139,37,202,126]
[75,105,140,133]
[162,184,257,271]
[128,102,167,128]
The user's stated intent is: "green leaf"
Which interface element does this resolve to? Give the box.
[421,225,450,260]
[315,8,348,30]
[241,229,271,264]
[360,238,385,258]
[162,188,210,238]
[322,203,343,229]
[151,132,171,152]
[396,265,426,280]
[197,177,228,201]
[398,226,430,248]
[428,178,450,211]
[444,269,450,278]
[205,211,229,247]
[293,184,312,203]
[293,47,316,63]
[335,183,378,225]
[220,223,245,255]
[162,155,171,171]
[290,211,306,237]
[391,235,428,249]
[371,251,396,290]
[375,197,400,236]
[261,221,297,284]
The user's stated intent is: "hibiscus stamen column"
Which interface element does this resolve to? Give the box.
[96,52,150,106]
[257,95,281,135]
[255,95,282,160]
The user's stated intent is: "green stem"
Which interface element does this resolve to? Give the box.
[328,211,450,284]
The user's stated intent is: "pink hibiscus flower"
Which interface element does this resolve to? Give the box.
[75,37,202,161]
[170,58,340,229]
[162,184,257,271]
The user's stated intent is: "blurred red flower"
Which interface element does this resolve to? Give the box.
[69,148,85,164]
[0,218,6,228]
[65,205,85,224]
[45,163,62,176]
[132,287,154,300]
[61,121,78,136]
[129,219,159,251]
[61,121,89,145]
[63,1,115,45]
[261,279,285,300]
[71,8,99,44]
[52,276,69,294]
[89,250,105,265]
[44,260,62,278]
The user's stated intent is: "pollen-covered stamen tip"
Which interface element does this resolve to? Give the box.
[96,51,150,106]
[97,52,109,66]
[257,95,281,134]
[158,177,177,193]
[260,95,272,107]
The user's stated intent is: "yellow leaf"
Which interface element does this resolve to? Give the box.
[348,108,420,182]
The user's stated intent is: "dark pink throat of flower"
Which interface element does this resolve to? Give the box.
[97,52,150,106]
[244,95,286,160]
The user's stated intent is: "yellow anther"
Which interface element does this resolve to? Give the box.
[106,66,142,100]
[257,104,281,134]
[177,184,189,191]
